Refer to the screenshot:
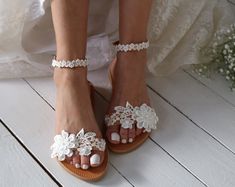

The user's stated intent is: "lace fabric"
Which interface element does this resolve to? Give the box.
[105,102,159,133]
[51,129,106,161]
[147,0,235,76]
[0,0,234,79]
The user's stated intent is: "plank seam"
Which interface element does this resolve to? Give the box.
[149,137,207,187]
[92,88,207,185]
[183,69,235,108]
[109,163,135,187]
[23,78,55,110]
[24,77,213,186]
[147,84,235,156]
[0,119,61,187]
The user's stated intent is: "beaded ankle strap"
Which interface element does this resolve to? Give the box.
[115,40,149,52]
[51,56,88,68]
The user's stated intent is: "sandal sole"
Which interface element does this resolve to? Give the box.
[58,149,109,181]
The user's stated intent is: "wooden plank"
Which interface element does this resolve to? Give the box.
[183,67,235,107]
[147,69,235,154]
[25,75,204,187]
[87,67,235,186]
[0,122,57,187]
[148,89,235,186]
[0,79,132,187]
[109,140,203,187]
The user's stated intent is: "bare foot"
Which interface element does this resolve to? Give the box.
[106,51,150,144]
[53,68,104,169]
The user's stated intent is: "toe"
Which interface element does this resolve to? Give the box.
[106,125,120,144]
[120,127,128,144]
[81,155,90,170]
[136,127,142,136]
[65,156,73,165]
[128,126,136,143]
[90,150,104,167]
[72,151,81,168]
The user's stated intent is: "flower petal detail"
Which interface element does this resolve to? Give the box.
[50,131,78,161]
[76,130,106,156]
[51,129,106,160]
[105,102,159,133]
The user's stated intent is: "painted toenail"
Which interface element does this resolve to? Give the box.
[82,164,89,170]
[75,163,80,168]
[111,132,120,142]
[129,138,133,143]
[121,139,127,143]
[90,154,100,165]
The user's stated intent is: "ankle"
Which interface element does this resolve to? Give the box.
[114,51,147,77]
[117,47,147,58]
[117,50,147,67]
[53,67,87,87]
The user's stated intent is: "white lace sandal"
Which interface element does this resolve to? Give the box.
[51,57,108,181]
[105,41,159,153]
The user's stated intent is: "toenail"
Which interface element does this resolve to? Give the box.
[70,161,73,165]
[75,163,80,168]
[90,154,100,166]
[129,138,133,143]
[82,164,89,170]
[121,139,127,144]
[111,132,120,142]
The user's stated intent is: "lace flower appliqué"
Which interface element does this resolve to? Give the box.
[76,129,106,156]
[105,102,159,132]
[134,104,158,132]
[50,130,77,161]
[51,129,106,160]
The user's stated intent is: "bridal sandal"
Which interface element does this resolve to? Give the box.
[105,41,159,153]
[50,57,108,181]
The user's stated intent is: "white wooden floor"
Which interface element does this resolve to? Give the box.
[0,65,235,187]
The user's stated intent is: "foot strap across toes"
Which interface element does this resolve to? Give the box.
[50,128,106,164]
[105,102,159,134]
